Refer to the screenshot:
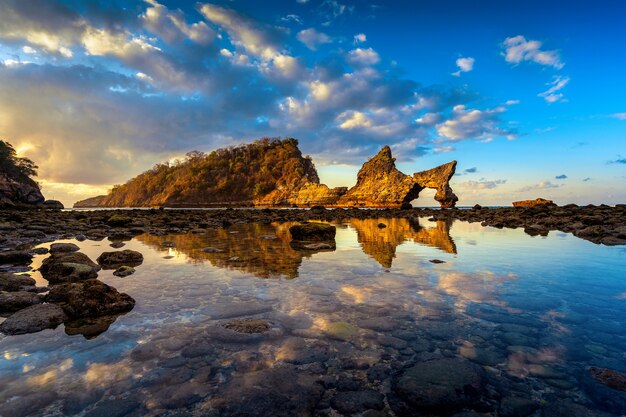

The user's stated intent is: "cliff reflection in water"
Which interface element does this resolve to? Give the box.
[349,218,456,268]
[135,217,456,277]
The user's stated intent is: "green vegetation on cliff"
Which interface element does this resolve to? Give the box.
[91,138,320,207]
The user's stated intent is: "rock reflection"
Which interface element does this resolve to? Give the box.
[64,312,129,339]
[349,218,456,267]
[136,222,331,279]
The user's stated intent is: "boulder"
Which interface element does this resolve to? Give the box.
[43,200,64,210]
[0,171,45,208]
[0,291,42,312]
[0,272,36,291]
[0,250,33,265]
[289,223,336,241]
[40,252,100,284]
[49,243,80,254]
[391,358,485,414]
[113,266,135,277]
[46,279,135,318]
[512,198,556,208]
[289,222,336,250]
[0,303,67,335]
[96,250,144,269]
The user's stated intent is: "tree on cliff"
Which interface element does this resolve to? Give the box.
[0,141,38,178]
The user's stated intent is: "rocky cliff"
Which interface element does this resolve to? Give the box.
[74,139,458,209]
[336,146,458,208]
[0,172,45,208]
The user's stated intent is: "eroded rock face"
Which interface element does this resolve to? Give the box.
[513,198,556,208]
[414,161,459,208]
[337,146,421,208]
[335,147,458,208]
[46,279,135,318]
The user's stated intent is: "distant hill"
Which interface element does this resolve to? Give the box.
[75,138,342,208]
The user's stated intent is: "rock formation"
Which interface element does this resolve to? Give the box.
[74,139,458,209]
[337,146,421,207]
[512,198,556,208]
[0,172,44,208]
[336,146,458,208]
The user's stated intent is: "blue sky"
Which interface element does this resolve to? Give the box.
[0,0,624,206]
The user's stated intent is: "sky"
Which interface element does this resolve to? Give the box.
[0,0,624,207]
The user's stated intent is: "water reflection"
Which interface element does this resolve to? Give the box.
[0,218,625,416]
[135,217,455,275]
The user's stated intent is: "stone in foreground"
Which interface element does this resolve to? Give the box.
[96,250,144,269]
[0,272,36,291]
[223,318,271,333]
[0,303,67,335]
[46,279,135,318]
[40,252,101,284]
[0,291,42,313]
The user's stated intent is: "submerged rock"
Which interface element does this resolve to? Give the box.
[40,252,100,284]
[46,279,135,318]
[113,266,135,277]
[223,318,271,334]
[0,291,42,312]
[330,390,385,414]
[96,250,143,269]
[391,358,485,414]
[0,303,67,335]
[589,366,626,392]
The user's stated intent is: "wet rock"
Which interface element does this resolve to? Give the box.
[40,251,100,284]
[325,321,358,340]
[109,241,125,248]
[96,250,143,269]
[49,242,80,253]
[84,397,144,417]
[541,399,615,417]
[202,247,223,253]
[106,214,132,227]
[581,366,626,414]
[0,291,42,312]
[330,390,385,414]
[0,250,33,265]
[46,279,135,318]
[205,363,323,417]
[290,223,333,243]
[0,272,36,291]
[589,366,626,392]
[113,266,135,277]
[31,247,49,255]
[0,303,67,335]
[430,259,446,264]
[499,396,539,417]
[223,318,270,333]
[377,222,387,228]
[161,241,176,247]
[391,358,485,414]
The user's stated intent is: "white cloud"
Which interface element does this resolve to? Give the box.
[434,146,455,153]
[415,112,441,125]
[611,112,626,120]
[337,110,373,129]
[538,75,569,103]
[142,0,214,45]
[436,105,516,141]
[354,33,366,44]
[461,179,507,190]
[22,45,37,54]
[347,47,380,65]
[519,180,561,192]
[297,28,331,50]
[452,56,474,76]
[309,80,331,101]
[502,35,564,69]
[505,99,520,105]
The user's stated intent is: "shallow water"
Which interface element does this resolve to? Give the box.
[1,218,625,416]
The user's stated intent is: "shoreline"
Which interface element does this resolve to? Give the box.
[1,205,624,256]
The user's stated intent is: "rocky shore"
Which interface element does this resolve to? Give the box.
[0,204,624,254]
